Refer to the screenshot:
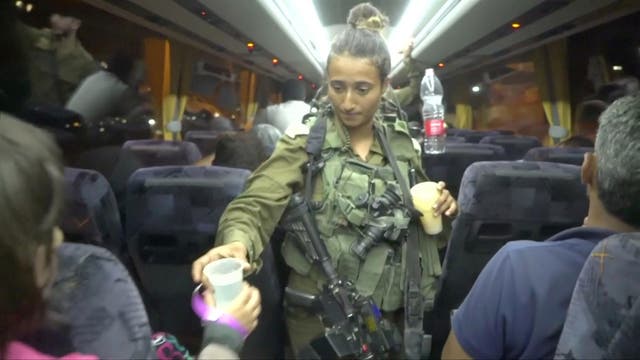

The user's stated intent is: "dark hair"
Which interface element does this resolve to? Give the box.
[595,94,640,227]
[213,132,268,171]
[0,113,64,353]
[575,100,607,126]
[326,2,390,82]
[282,79,306,102]
[106,52,135,84]
[597,83,627,104]
[557,135,594,148]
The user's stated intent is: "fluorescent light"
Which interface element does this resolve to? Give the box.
[612,65,623,71]
[257,0,327,75]
[389,0,445,68]
[471,85,481,93]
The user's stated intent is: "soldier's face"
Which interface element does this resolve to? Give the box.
[327,55,387,131]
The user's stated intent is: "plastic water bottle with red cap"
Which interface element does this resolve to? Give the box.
[421,68,446,154]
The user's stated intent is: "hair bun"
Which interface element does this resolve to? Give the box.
[347,3,389,32]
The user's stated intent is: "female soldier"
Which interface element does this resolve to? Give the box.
[191,2,458,355]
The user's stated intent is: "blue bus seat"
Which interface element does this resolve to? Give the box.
[524,146,593,166]
[61,167,125,258]
[123,140,202,167]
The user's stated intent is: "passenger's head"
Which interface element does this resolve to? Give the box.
[0,113,65,353]
[213,132,268,171]
[557,135,594,148]
[326,2,390,131]
[282,79,306,102]
[596,82,627,104]
[251,123,282,155]
[583,94,640,229]
[106,51,135,84]
[573,99,607,141]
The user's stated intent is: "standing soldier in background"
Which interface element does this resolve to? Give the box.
[20,12,98,106]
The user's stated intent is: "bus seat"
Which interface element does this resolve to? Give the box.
[479,134,542,160]
[122,139,202,167]
[422,143,505,198]
[126,165,286,357]
[445,136,466,143]
[184,130,222,156]
[428,161,588,358]
[463,130,500,143]
[61,167,125,258]
[555,232,640,359]
[524,146,593,166]
[44,243,151,359]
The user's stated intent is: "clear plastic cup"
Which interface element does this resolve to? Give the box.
[410,181,443,235]
[203,258,244,308]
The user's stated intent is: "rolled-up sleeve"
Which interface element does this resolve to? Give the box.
[216,133,308,264]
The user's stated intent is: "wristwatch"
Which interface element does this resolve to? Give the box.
[191,284,249,338]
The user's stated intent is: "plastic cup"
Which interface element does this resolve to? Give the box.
[410,181,443,235]
[203,258,244,308]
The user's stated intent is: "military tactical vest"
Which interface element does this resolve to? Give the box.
[281,114,442,312]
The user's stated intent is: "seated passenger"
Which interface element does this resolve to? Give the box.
[572,99,607,142]
[253,79,309,133]
[557,135,594,148]
[442,94,640,359]
[251,123,282,156]
[0,113,262,359]
[211,132,268,171]
[555,232,640,359]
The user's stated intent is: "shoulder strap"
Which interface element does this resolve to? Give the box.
[375,123,427,359]
[303,108,329,203]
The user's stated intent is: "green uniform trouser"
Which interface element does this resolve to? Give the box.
[285,272,325,356]
[285,272,405,358]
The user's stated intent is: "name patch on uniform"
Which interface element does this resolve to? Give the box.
[285,123,310,138]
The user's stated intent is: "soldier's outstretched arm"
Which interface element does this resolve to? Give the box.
[191,124,309,282]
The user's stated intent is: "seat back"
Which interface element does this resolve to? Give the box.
[556,233,640,359]
[47,243,151,359]
[428,161,588,358]
[479,134,542,159]
[122,140,202,167]
[464,130,500,143]
[445,136,466,143]
[184,130,222,156]
[524,146,593,166]
[422,143,505,198]
[126,165,285,358]
[61,167,124,257]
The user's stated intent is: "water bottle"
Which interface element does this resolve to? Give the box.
[421,68,446,154]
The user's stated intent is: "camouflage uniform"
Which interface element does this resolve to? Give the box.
[555,233,640,359]
[19,23,97,106]
[216,112,447,354]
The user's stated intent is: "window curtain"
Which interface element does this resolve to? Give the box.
[452,79,473,129]
[239,70,258,129]
[162,41,195,140]
[533,39,572,144]
[143,38,170,137]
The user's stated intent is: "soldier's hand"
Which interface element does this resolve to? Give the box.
[192,242,250,283]
[433,181,458,217]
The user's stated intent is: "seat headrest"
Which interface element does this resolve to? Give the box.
[458,161,588,222]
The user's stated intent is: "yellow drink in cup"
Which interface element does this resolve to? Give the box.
[410,181,443,235]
